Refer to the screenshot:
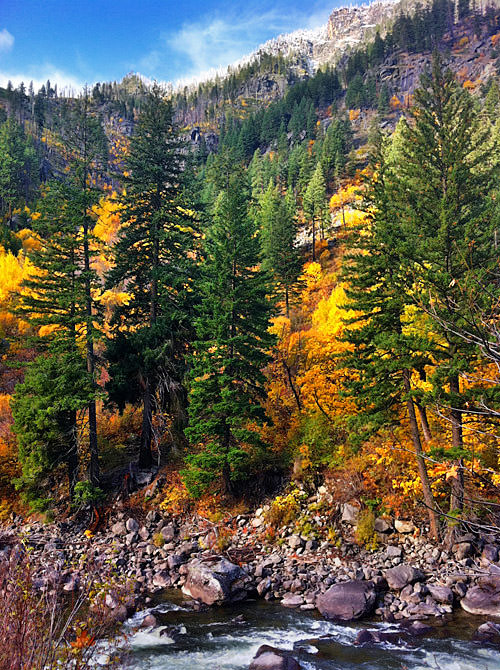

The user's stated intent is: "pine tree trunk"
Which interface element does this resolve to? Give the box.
[312,216,316,261]
[83,220,99,487]
[285,286,290,318]
[67,410,79,499]
[403,370,440,540]
[416,401,432,443]
[222,420,234,495]
[449,373,465,514]
[139,382,153,469]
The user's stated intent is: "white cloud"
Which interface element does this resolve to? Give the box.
[0,29,14,53]
[0,66,85,95]
[139,1,335,86]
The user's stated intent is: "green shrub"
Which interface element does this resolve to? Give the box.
[355,508,378,551]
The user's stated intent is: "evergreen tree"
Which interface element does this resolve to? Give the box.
[303,162,327,260]
[342,135,440,540]
[11,348,92,502]
[260,183,302,316]
[394,57,499,526]
[0,117,38,222]
[15,181,94,498]
[183,172,274,497]
[107,85,196,469]
[57,92,108,486]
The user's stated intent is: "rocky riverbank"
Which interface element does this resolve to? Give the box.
[1,485,500,645]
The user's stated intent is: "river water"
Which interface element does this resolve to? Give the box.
[124,592,500,670]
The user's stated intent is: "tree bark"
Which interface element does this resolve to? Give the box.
[416,401,432,443]
[67,410,79,499]
[139,382,153,469]
[449,374,465,515]
[403,370,440,540]
[83,218,99,487]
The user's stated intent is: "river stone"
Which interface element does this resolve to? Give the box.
[316,580,377,621]
[461,576,500,616]
[394,520,415,534]
[249,645,300,670]
[182,557,248,606]
[384,565,424,590]
[474,621,500,644]
[281,594,304,608]
[427,584,453,604]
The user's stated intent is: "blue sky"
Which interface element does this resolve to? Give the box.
[0,0,356,93]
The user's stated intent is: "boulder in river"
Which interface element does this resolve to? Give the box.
[249,645,301,670]
[182,557,249,606]
[461,576,500,617]
[474,621,500,644]
[316,580,377,621]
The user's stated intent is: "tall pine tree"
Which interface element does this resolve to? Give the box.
[183,171,274,497]
[107,85,196,469]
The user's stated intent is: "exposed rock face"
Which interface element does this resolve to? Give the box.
[316,580,377,621]
[182,557,249,606]
[384,565,424,590]
[249,645,301,670]
[461,576,500,617]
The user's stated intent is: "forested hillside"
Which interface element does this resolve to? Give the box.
[1,0,500,548]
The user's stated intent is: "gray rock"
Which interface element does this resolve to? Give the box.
[126,518,139,533]
[281,594,304,608]
[427,584,453,604]
[482,545,499,563]
[141,614,158,628]
[160,524,176,542]
[167,554,185,570]
[152,570,171,589]
[288,535,303,549]
[452,542,473,560]
[385,545,403,559]
[341,503,360,524]
[111,522,126,536]
[384,565,424,590]
[474,621,500,644]
[394,520,415,534]
[249,645,300,670]
[374,518,392,533]
[257,578,272,596]
[182,558,248,606]
[316,580,377,621]
[407,621,433,636]
[461,576,500,617]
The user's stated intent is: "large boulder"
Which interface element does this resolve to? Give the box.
[384,565,424,590]
[474,621,500,644]
[461,576,500,617]
[249,645,300,670]
[316,580,377,621]
[182,557,249,606]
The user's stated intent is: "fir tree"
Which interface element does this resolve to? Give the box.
[260,183,302,316]
[183,172,274,497]
[15,181,94,498]
[107,85,196,469]
[303,162,327,261]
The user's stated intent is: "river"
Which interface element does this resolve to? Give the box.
[124,592,500,670]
